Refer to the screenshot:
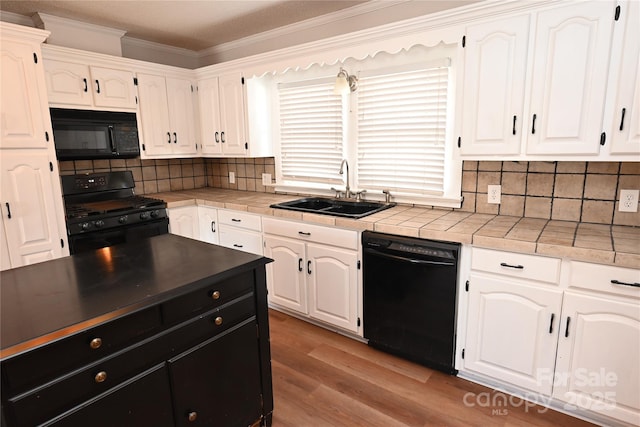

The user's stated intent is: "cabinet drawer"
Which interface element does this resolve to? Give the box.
[219,227,263,255]
[2,306,162,394]
[263,217,358,250]
[6,294,255,427]
[568,261,640,298]
[218,210,262,231]
[471,247,561,284]
[162,271,253,325]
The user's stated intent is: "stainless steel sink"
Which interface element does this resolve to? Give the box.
[270,197,395,219]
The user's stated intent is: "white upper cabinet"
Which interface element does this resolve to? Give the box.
[198,73,248,156]
[460,15,530,156]
[137,73,198,158]
[526,1,614,155]
[0,36,49,149]
[43,59,137,110]
[606,0,640,155]
[460,1,618,158]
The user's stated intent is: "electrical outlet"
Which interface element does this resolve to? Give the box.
[487,185,501,204]
[229,171,235,184]
[262,173,271,186]
[619,189,639,212]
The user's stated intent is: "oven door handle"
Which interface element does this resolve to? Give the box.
[365,248,455,266]
[108,125,116,153]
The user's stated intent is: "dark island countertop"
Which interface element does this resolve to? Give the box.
[0,234,271,359]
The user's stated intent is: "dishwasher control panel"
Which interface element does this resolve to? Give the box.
[388,243,454,259]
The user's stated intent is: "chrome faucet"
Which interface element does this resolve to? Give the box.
[339,159,351,198]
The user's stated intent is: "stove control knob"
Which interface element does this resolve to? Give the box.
[139,211,150,220]
[118,216,128,224]
[95,220,105,228]
[150,210,159,218]
[81,222,91,231]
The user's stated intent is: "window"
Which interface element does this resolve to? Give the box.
[356,61,450,196]
[272,45,461,207]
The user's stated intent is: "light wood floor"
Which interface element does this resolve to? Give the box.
[268,310,595,427]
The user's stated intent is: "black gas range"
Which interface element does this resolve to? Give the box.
[62,171,168,254]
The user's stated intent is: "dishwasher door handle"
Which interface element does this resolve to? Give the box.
[365,249,455,266]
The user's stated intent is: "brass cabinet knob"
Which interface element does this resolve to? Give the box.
[211,290,220,300]
[214,316,223,326]
[89,337,102,350]
[94,371,107,383]
[187,411,198,422]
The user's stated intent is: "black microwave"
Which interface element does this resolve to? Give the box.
[50,108,140,160]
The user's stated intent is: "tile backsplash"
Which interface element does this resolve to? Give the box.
[58,158,638,227]
[461,161,639,226]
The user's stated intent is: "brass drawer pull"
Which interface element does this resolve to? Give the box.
[211,290,221,300]
[89,337,102,350]
[214,316,223,326]
[188,411,198,422]
[94,371,107,383]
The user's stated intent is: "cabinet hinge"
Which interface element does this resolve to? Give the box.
[241,77,245,85]
[133,77,138,86]
[135,96,138,105]
[142,143,146,151]
[600,132,606,146]
[45,131,50,142]
[49,162,53,172]
[615,5,621,21]
[60,239,64,248]
[465,280,469,292]
[457,136,461,148]
[461,348,465,359]
[357,260,361,270]
[33,52,38,64]
[357,317,361,327]
[462,35,466,48]
[245,142,248,150]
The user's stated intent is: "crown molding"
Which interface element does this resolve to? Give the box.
[33,12,126,39]
[121,36,200,59]
[0,11,36,27]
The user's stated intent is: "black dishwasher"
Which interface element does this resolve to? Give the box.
[362,231,460,374]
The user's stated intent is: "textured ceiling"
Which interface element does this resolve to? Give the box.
[0,0,368,51]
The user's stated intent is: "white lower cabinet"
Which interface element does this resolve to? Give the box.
[197,205,219,245]
[263,217,360,334]
[217,209,262,255]
[464,248,640,426]
[167,205,199,239]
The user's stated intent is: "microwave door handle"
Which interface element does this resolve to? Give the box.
[108,126,116,153]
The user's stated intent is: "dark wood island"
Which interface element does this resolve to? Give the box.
[0,234,273,427]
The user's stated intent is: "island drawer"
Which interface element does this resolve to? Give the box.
[5,293,256,427]
[162,270,254,325]
[2,306,162,395]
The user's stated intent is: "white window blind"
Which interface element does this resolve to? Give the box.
[356,62,450,195]
[278,79,343,184]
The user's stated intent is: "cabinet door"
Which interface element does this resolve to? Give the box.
[263,235,307,314]
[464,274,562,394]
[168,206,199,239]
[137,73,172,156]
[198,77,223,155]
[0,38,49,149]
[166,77,198,156]
[45,364,174,427]
[461,15,530,156]
[218,226,262,255]
[554,292,640,426]
[168,321,263,427]
[218,73,247,155]
[43,60,92,106]
[307,243,359,333]
[197,206,219,245]
[0,150,64,267]
[526,1,615,155]
[608,0,640,155]
[90,66,137,109]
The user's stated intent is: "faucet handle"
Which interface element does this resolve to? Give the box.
[330,187,345,198]
[382,189,392,203]
[354,189,367,201]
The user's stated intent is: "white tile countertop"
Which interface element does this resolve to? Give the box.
[154,188,640,269]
